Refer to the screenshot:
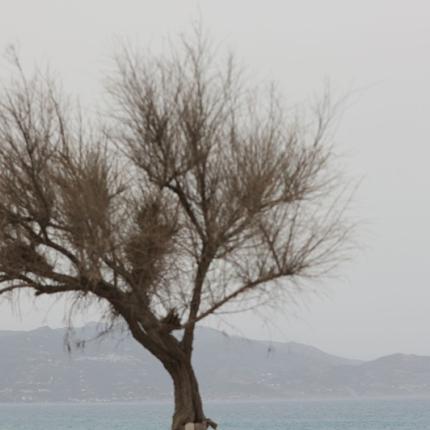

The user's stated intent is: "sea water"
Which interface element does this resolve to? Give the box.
[1,398,430,430]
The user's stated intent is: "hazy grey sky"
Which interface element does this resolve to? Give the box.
[0,0,429,360]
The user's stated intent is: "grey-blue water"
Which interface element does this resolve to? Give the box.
[1,399,430,429]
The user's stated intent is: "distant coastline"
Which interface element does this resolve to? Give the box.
[2,324,430,402]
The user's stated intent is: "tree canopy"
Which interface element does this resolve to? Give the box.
[0,36,353,429]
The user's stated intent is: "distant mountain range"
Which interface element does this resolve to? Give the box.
[1,324,430,402]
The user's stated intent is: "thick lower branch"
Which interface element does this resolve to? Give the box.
[182,248,214,355]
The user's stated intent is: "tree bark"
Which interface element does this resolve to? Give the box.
[165,358,206,430]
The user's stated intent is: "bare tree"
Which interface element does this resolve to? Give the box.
[0,36,352,430]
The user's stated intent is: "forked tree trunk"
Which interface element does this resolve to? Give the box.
[165,358,206,430]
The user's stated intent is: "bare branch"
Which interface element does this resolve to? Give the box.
[0,34,355,430]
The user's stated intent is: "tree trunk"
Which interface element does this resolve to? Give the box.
[165,358,206,430]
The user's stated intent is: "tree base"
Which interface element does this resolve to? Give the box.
[184,419,217,430]
[184,423,207,430]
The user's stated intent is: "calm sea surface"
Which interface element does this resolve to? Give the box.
[1,399,430,430]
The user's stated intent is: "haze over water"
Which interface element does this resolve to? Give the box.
[2,399,430,430]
